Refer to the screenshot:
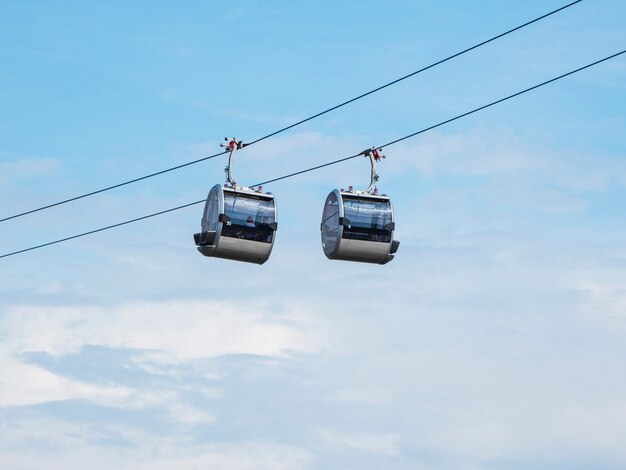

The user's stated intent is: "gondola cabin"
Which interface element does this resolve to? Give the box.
[321,189,399,264]
[194,184,277,264]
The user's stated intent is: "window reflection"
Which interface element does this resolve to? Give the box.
[222,192,275,243]
[342,196,392,243]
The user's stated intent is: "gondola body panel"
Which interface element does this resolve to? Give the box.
[195,185,277,265]
[321,189,399,264]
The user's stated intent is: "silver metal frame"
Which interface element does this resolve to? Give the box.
[321,189,399,265]
[363,147,382,194]
[196,184,277,265]
[220,137,244,186]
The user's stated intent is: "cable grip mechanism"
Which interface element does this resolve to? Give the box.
[360,146,385,195]
[220,137,245,187]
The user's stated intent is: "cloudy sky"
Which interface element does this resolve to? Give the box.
[1,0,626,468]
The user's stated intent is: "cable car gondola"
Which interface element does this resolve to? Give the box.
[320,147,399,264]
[194,138,277,265]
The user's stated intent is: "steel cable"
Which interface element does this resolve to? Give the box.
[0,0,582,224]
[2,48,623,260]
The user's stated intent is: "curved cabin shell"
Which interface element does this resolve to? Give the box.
[194,184,277,265]
[320,189,399,264]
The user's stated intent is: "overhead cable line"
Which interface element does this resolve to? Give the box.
[0,0,582,224]
[0,149,228,224]
[245,50,626,188]
[2,49,623,261]
[247,0,582,146]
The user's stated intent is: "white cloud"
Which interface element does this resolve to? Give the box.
[388,130,626,193]
[2,300,325,360]
[0,354,133,408]
[402,398,626,464]
[0,157,62,184]
[167,402,215,427]
[324,387,391,405]
[0,416,313,470]
[0,299,327,411]
[319,429,400,457]
[579,283,626,320]
[0,352,216,419]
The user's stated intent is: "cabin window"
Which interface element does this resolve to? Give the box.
[341,197,392,243]
[222,192,275,243]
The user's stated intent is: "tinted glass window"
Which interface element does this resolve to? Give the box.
[222,192,275,243]
[342,196,392,243]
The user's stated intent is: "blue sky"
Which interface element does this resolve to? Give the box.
[1,1,626,468]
